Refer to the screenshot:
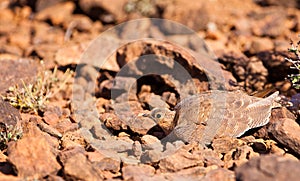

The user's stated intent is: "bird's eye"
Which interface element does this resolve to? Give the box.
[156,113,162,119]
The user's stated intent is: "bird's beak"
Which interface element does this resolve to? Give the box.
[142,113,150,117]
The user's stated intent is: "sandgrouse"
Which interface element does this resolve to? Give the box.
[148,90,280,145]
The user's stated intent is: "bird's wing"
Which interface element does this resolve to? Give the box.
[173,92,213,143]
[203,90,258,139]
[245,91,279,129]
[217,91,279,137]
[173,90,279,143]
[174,90,250,143]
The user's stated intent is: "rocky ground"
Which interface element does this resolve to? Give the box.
[1,0,300,180]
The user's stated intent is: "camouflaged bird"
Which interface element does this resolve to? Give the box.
[148,90,280,145]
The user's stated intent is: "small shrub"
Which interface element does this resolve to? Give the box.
[0,123,22,150]
[2,66,72,113]
[286,38,300,89]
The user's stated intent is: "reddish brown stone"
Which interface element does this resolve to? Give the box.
[122,164,155,181]
[0,97,21,128]
[54,42,88,66]
[268,117,300,156]
[37,122,62,138]
[0,59,38,94]
[8,21,31,50]
[128,112,156,135]
[93,157,120,173]
[159,146,205,172]
[212,137,244,154]
[100,112,128,131]
[162,0,208,31]
[60,131,86,149]
[43,110,60,126]
[7,122,61,178]
[35,1,75,25]
[54,118,78,134]
[203,168,235,181]
[235,155,300,181]
[63,152,104,180]
[32,22,64,44]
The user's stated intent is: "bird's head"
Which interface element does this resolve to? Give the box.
[144,107,176,135]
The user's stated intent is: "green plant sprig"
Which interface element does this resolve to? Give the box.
[2,66,73,113]
[0,123,22,150]
[286,39,300,89]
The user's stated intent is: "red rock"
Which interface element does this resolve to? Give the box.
[203,168,235,181]
[0,46,22,57]
[163,166,208,179]
[250,8,286,37]
[139,93,170,109]
[100,112,128,131]
[32,0,64,12]
[162,0,208,31]
[115,92,139,103]
[113,101,144,119]
[115,39,234,95]
[32,22,64,44]
[54,42,88,66]
[32,43,61,63]
[43,110,60,126]
[8,21,31,50]
[248,37,274,54]
[212,137,244,154]
[61,131,86,149]
[274,39,290,52]
[217,51,249,82]
[59,146,85,163]
[63,152,104,180]
[93,157,120,173]
[37,122,62,138]
[86,150,106,163]
[0,97,21,128]
[7,122,61,178]
[63,14,94,32]
[0,9,16,35]
[159,146,204,172]
[245,57,268,90]
[35,1,75,25]
[0,58,38,94]
[111,77,138,101]
[128,112,156,135]
[235,155,300,181]
[54,118,78,134]
[141,135,163,151]
[200,149,224,167]
[269,107,296,121]
[268,117,300,156]
[122,164,155,181]
[132,141,142,157]
[224,145,259,169]
[140,149,162,163]
[0,8,14,22]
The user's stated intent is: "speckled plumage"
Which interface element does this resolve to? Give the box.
[149,90,280,145]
